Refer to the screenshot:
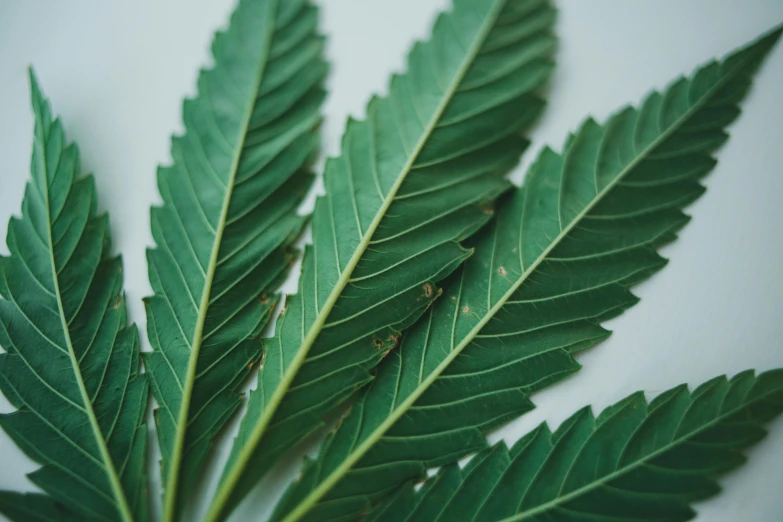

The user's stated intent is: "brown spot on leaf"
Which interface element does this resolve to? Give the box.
[339,405,353,420]
[462,306,470,314]
[259,295,270,305]
[113,297,122,310]
[423,283,433,298]
[333,405,354,431]
[498,266,507,276]
[373,337,384,349]
[381,332,402,358]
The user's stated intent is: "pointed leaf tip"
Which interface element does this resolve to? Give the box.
[27,66,40,93]
[749,22,783,56]
[763,22,783,43]
[3,63,147,522]
[26,67,48,120]
[144,0,328,517]
[387,370,783,522]
[268,19,781,521]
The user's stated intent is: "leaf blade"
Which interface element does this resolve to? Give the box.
[272,24,782,522]
[0,71,147,522]
[366,369,783,522]
[206,0,556,519]
[0,492,77,522]
[141,0,326,519]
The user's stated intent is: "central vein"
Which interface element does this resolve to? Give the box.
[276,27,740,521]
[275,2,510,521]
[161,4,278,521]
[500,387,763,522]
[37,116,134,521]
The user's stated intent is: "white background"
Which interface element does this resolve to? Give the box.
[1,1,782,520]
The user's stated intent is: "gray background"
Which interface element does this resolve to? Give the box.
[1,0,782,520]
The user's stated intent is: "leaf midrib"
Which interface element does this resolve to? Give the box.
[160,3,279,521]
[497,385,769,522]
[36,112,134,520]
[207,2,511,521]
[279,45,751,521]
[273,2,520,521]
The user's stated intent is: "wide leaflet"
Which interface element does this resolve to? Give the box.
[205,0,557,520]
[271,25,783,522]
[0,72,148,522]
[141,0,327,519]
[367,369,783,522]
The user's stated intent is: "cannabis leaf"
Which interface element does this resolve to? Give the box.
[0,72,148,522]
[141,0,327,519]
[366,369,783,522]
[0,493,74,522]
[204,1,556,520]
[270,25,783,522]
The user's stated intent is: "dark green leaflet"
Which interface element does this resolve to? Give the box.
[206,0,556,520]
[271,26,783,522]
[0,72,148,522]
[141,0,326,520]
[0,493,74,522]
[367,369,783,522]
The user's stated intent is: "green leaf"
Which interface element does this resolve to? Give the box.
[0,72,148,522]
[270,24,783,522]
[0,492,75,522]
[141,0,327,519]
[367,369,783,522]
[206,0,556,520]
